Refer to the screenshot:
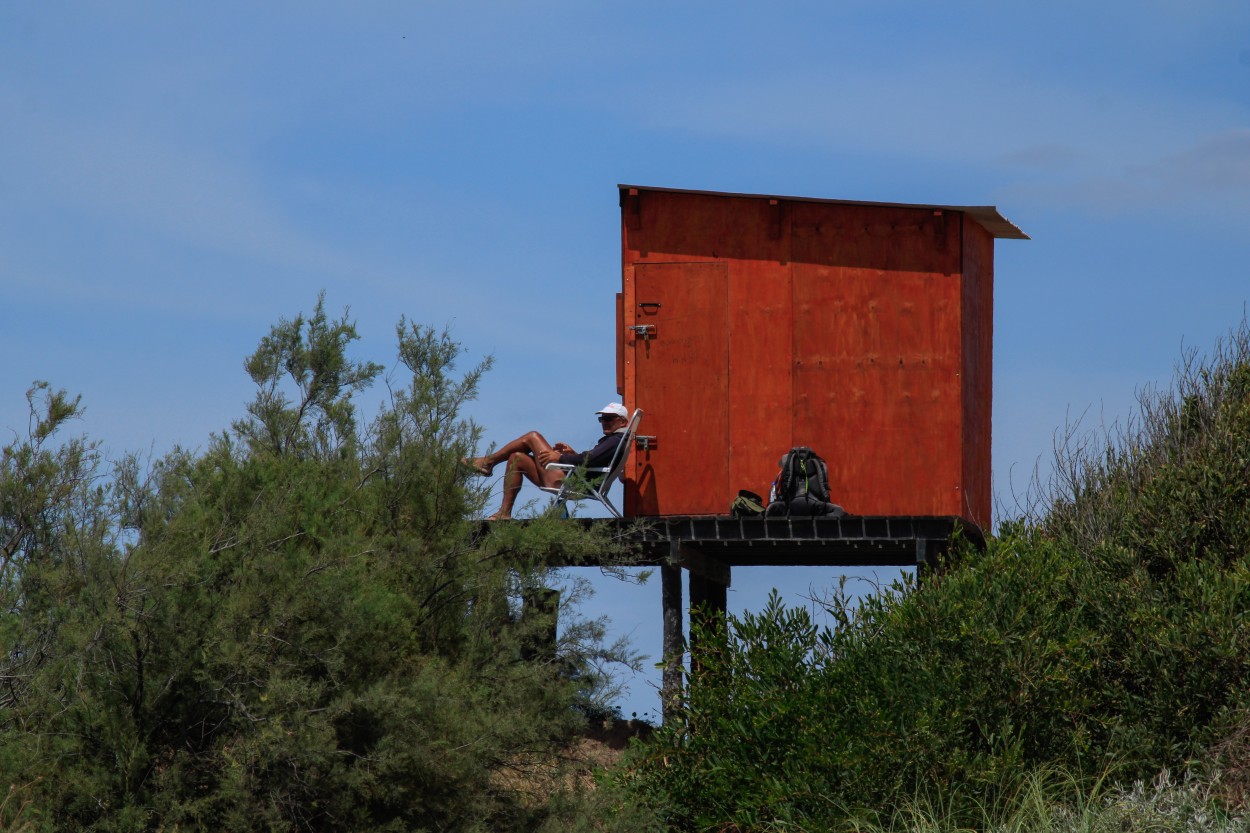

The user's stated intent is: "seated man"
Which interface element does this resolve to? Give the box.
[465,403,630,520]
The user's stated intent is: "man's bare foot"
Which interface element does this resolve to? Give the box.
[461,457,493,476]
[486,511,511,521]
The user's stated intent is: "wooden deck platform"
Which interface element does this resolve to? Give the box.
[630,514,976,568]
[490,513,979,721]
[520,514,979,575]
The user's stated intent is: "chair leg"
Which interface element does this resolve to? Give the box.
[546,494,570,518]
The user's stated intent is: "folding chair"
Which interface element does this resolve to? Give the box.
[539,409,643,518]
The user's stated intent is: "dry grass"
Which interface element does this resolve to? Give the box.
[490,720,653,809]
[1206,713,1250,813]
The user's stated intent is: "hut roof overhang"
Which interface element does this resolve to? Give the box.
[618,184,1030,241]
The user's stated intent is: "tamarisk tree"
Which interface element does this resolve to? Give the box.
[0,298,637,833]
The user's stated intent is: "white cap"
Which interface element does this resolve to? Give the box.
[594,402,628,419]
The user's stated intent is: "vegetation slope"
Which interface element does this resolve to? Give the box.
[9,304,1250,833]
[0,299,638,832]
[615,321,1250,832]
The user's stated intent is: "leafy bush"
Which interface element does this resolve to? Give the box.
[621,319,1250,831]
[625,536,1250,830]
[1040,319,1250,568]
[0,298,640,832]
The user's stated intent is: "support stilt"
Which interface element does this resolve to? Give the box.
[660,560,683,724]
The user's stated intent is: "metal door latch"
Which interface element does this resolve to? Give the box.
[636,435,657,451]
[628,324,656,341]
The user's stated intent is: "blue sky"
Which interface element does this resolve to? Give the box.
[4,1,1249,719]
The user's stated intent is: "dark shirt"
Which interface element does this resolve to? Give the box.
[558,430,625,470]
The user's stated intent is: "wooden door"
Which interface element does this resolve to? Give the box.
[629,262,729,516]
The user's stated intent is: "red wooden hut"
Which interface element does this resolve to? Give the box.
[616,185,1027,530]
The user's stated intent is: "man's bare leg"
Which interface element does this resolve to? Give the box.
[488,450,566,520]
[469,431,555,476]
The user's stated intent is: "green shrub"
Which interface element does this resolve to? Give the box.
[0,300,640,832]
[1042,319,1250,569]
[621,319,1250,831]
[625,536,1250,830]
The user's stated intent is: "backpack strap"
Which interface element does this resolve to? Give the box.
[794,446,812,497]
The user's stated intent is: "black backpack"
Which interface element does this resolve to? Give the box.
[765,447,845,518]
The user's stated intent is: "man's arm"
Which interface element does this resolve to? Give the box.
[557,433,623,469]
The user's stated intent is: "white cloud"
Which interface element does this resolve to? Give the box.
[1000,129,1250,215]
[1136,129,1250,196]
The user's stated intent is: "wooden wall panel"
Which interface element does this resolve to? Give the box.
[620,187,999,527]
[791,263,963,516]
[616,292,624,395]
[789,201,963,516]
[728,259,793,502]
[788,202,961,275]
[624,190,788,266]
[629,262,730,516]
[624,190,794,512]
[622,264,639,516]
[961,219,995,527]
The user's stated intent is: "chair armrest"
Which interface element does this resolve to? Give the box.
[554,466,611,475]
[545,463,611,478]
